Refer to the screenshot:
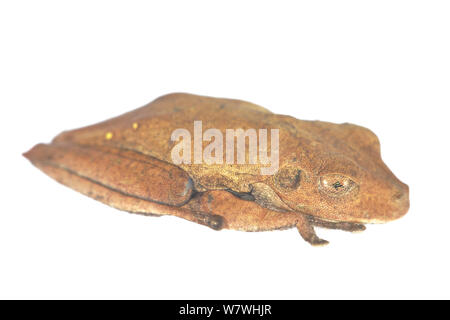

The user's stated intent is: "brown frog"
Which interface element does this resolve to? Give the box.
[24,93,409,246]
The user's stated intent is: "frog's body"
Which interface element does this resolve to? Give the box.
[24,93,409,245]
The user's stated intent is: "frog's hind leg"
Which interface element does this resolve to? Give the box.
[24,142,195,207]
[185,190,303,232]
[23,142,229,230]
[307,216,366,233]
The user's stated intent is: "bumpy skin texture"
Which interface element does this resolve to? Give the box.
[24,93,409,245]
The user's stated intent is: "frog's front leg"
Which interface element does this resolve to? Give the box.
[296,214,329,246]
[185,190,330,246]
[307,215,366,233]
[235,183,330,246]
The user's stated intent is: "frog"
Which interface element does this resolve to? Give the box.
[23,93,409,246]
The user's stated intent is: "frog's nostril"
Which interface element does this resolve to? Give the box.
[393,191,404,201]
[392,183,409,202]
[391,183,409,219]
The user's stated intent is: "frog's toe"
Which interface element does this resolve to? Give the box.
[195,212,224,231]
[309,236,330,247]
[349,224,366,233]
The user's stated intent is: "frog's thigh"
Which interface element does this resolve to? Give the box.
[184,190,300,232]
[25,143,194,206]
[27,160,225,229]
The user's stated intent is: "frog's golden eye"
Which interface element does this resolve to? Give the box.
[319,174,357,197]
[274,166,302,190]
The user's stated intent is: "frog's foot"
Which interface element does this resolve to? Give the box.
[307,216,366,233]
[296,215,329,246]
[191,211,225,230]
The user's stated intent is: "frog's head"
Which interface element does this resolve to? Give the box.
[269,121,409,224]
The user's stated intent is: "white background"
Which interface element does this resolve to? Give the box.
[1,1,449,299]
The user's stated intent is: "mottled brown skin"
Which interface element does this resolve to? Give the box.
[24,93,409,246]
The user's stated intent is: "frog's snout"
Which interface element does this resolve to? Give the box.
[391,183,409,219]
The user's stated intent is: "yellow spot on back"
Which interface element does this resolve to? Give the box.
[105,132,113,140]
[132,122,139,130]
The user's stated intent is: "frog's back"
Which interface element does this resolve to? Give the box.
[53,93,274,154]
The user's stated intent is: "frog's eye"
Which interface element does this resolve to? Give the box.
[319,174,357,197]
[274,166,302,190]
